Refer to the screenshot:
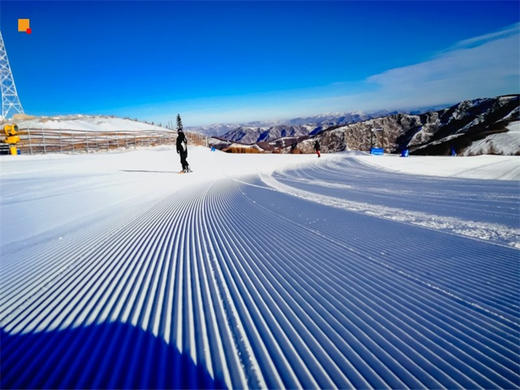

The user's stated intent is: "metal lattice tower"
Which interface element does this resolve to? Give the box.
[0,30,24,120]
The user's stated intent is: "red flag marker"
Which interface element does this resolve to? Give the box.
[26,28,32,34]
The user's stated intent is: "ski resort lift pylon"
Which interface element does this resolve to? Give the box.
[0,30,25,120]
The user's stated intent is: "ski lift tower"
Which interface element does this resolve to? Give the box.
[0,30,24,120]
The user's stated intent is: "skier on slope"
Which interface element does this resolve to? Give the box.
[314,140,321,158]
[176,114,190,173]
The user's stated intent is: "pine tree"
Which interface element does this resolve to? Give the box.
[176,114,183,131]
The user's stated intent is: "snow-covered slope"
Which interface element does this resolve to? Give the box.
[0,147,321,247]
[1,148,518,388]
[355,153,520,181]
[9,114,171,132]
[462,120,520,156]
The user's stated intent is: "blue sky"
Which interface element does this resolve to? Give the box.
[1,1,519,125]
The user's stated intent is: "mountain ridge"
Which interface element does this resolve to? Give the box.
[208,95,520,156]
[187,104,450,140]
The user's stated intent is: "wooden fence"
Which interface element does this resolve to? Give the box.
[13,128,207,155]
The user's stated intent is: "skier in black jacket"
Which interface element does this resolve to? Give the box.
[176,129,190,172]
[314,140,321,158]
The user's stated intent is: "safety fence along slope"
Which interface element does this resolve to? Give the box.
[13,128,207,155]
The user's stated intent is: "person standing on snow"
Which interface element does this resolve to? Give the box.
[176,114,190,173]
[314,140,321,158]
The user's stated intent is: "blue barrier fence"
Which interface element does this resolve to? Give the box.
[370,147,384,155]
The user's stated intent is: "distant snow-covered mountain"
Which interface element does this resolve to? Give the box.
[185,123,247,137]
[208,95,519,156]
[293,95,520,156]
[219,124,313,144]
[190,105,450,144]
[216,113,394,144]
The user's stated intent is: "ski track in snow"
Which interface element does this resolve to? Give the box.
[269,157,520,247]
[1,154,519,389]
[260,174,520,249]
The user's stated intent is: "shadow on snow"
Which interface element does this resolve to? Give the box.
[121,169,179,174]
[1,322,225,389]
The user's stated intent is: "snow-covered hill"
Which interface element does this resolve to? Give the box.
[8,114,171,132]
[1,147,519,388]
[462,120,520,156]
[294,95,520,156]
